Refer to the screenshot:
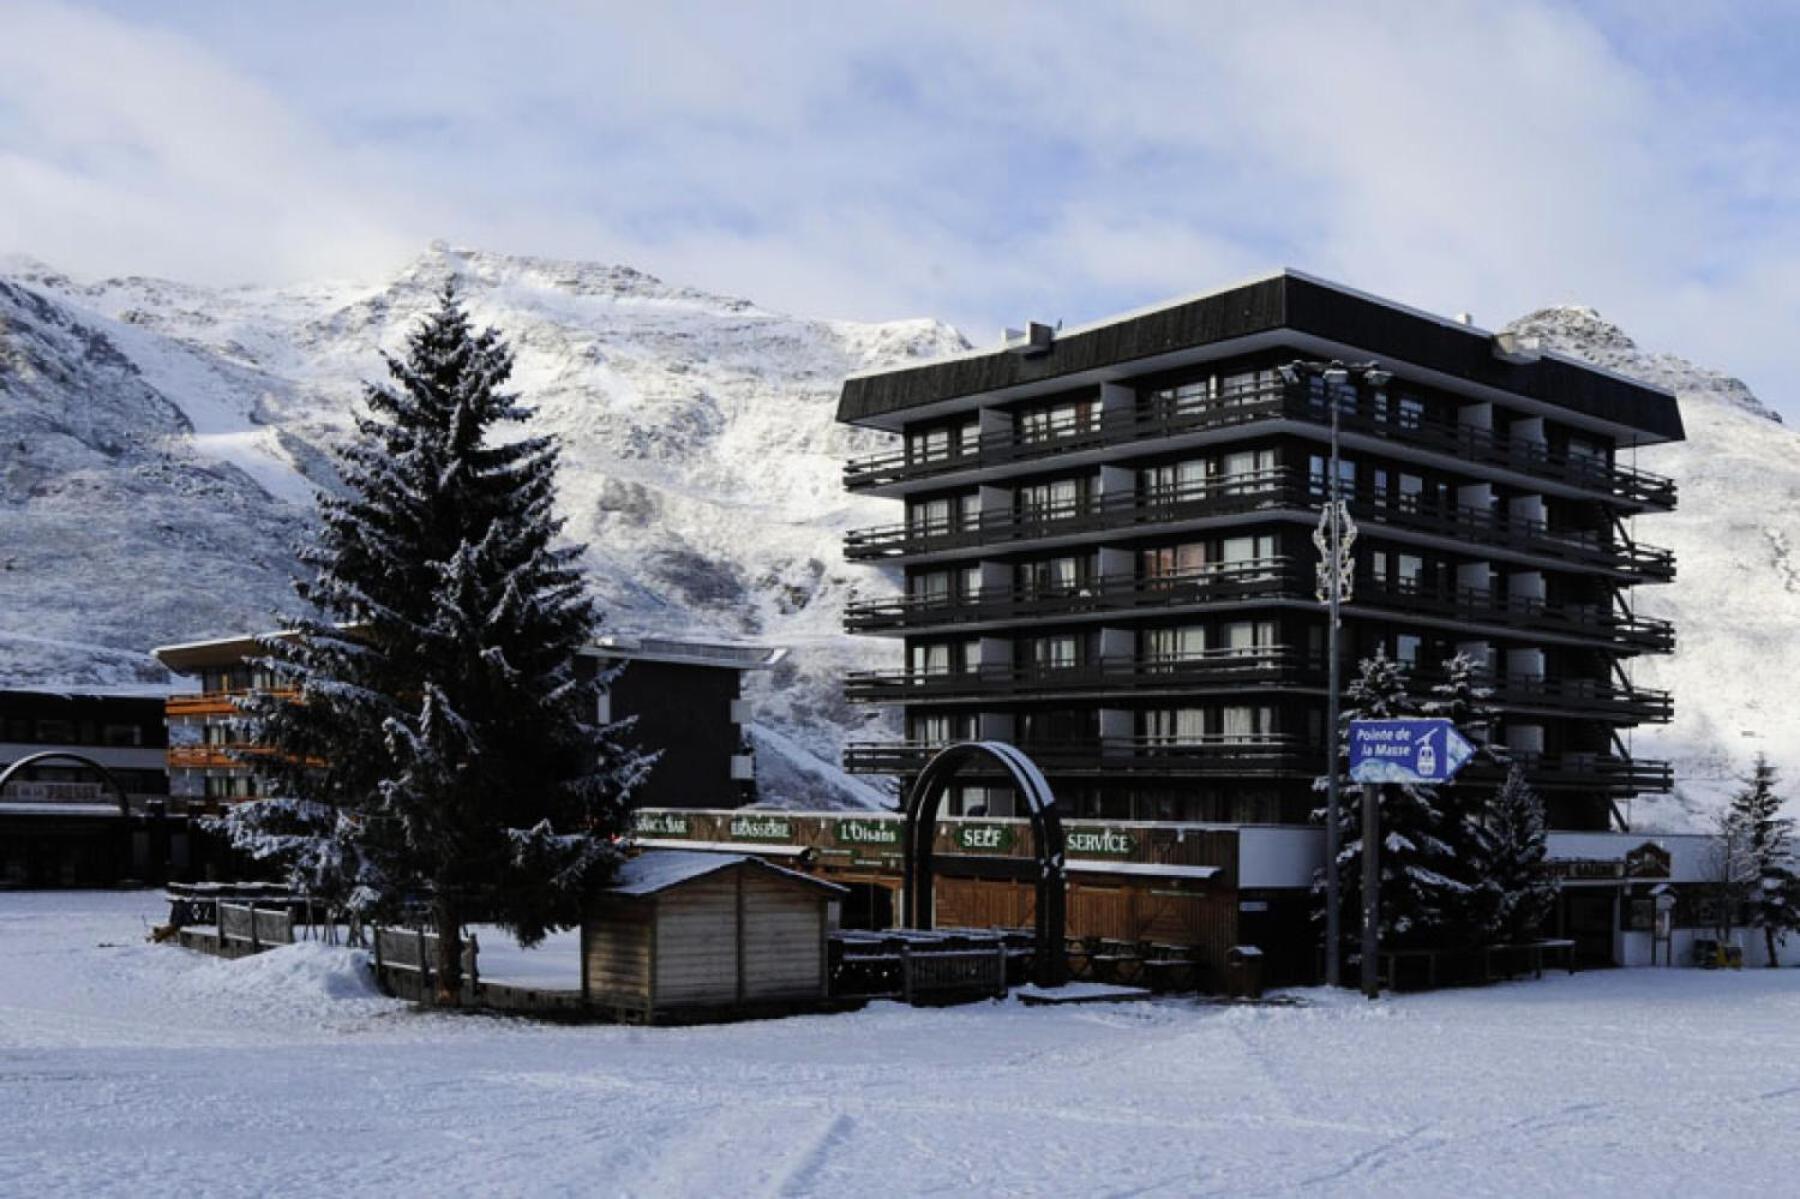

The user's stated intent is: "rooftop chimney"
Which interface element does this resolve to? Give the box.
[1004,321,1056,357]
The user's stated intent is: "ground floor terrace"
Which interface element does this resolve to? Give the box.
[633,809,1790,984]
[2,890,1799,1197]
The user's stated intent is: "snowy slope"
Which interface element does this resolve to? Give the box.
[10,891,1800,1197]
[1506,307,1800,829]
[0,245,966,806]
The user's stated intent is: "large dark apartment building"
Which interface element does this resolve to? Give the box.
[835,271,1681,833]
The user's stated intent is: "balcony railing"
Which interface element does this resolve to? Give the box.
[845,656,1673,724]
[843,382,1677,509]
[846,556,1675,652]
[842,735,1314,778]
[845,646,1318,704]
[843,740,1672,795]
[844,468,1674,583]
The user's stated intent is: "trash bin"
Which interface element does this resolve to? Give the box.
[1225,945,1265,999]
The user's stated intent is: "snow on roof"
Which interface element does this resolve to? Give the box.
[609,850,846,897]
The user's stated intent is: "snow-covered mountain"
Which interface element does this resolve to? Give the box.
[0,244,967,807]
[1,247,1794,825]
[1504,306,1800,829]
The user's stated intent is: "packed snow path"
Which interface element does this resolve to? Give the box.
[4,893,1800,1197]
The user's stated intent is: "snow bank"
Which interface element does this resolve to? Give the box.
[186,942,384,1002]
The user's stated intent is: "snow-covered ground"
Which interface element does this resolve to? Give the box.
[5,892,1800,1197]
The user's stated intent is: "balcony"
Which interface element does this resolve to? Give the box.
[843,383,1677,510]
[844,740,1671,796]
[845,557,1675,653]
[845,655,1672,724]
[845,647,1319,705]
[842,735,1315,778]
[844,468,1674,583]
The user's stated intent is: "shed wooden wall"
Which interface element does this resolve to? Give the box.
[584,898,654,1010]
[739,870,827,1002]
[654,874,741,1007]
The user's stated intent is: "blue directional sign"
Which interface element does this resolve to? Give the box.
[1347,718,1477,785]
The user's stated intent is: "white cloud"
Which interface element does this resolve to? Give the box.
[3,0,1797,416]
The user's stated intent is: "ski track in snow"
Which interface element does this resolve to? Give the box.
[5,893,1800,1197]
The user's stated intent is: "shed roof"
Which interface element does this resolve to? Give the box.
[609,850,847,898]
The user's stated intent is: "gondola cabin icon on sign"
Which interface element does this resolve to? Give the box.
[1347,719,1477,785]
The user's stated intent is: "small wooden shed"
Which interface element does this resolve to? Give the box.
[583,851,847,1022]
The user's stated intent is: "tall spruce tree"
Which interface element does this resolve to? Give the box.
[221,286,649,1002]
[1483,764,1559,944]
[1315,651,1470,959]
[1726,755,1800,967]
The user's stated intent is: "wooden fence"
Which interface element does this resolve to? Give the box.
[371,926,480,1002]
[899,943,1008,1005]
[216,902,294,956]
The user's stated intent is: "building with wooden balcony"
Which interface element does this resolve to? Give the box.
[835,271,1681,834]
[151,632,786,812]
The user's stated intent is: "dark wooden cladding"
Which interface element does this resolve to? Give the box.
[836,272,1683,444]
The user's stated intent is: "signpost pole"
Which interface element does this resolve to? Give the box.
[1361,782,1381,999]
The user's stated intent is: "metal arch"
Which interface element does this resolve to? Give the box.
[0,751,133,816]
[901,740,1068,987]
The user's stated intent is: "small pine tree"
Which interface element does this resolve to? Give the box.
[1482,764,1559,944]
[220,286,652,1002]
[1315,651,1470,957]
[1726,755,1800,967]
[1424,653,1503,941]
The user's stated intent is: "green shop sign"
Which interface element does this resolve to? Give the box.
[729,815,794,841]
[837,819,901,847]
[954,823,1015,853]
[634,812,691,837]
[1066,827,1137,857]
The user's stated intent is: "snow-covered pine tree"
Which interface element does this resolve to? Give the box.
[221,285,651,1003]
[1482,764,1559,944]
[1314,651,1470,958]
[1424,652,1504,942]
[1725,755,1800,967]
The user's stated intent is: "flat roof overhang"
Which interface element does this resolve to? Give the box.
[838,271,1683,448]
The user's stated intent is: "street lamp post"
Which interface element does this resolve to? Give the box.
[1284,358,1387,988]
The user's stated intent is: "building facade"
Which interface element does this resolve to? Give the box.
[835,271,1681,834]
[0,687,174,885]
[151,632,784,814]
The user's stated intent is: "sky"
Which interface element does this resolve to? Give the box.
[3,1,1799,417]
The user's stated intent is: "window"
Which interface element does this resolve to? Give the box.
[961,565,983,599]
[1141,543,1206,582]
[1308,454,1357,500]
[1017,478,1084,520]
[910,643,955,677]
[1222,619,1276,653]
[910,570,953,601]
[908,422,976,463]
[1397,396,1424,431]
[1143,626,1206,662]
[910,713,976,744]
[1141,708,1206,745]
[1220,448,1275,489]
[1021,709,1095,744]
[908,497,954,535]
[1029,635,1080,671]
[1017,397,1099,443]
[1018,557,1081,596]
[1139,459,1208,499]
[1395,634,1422,667]
[1221,534,1277,566]
[101,724,142,748]
[1220,705,1274,739]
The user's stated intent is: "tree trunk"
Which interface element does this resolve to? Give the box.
[1767,925,1780,969]
[433,891,464,1006]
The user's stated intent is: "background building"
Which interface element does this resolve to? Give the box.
[0,686,173,885]
[151,631,783,814]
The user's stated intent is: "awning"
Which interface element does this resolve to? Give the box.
[630,838,811,859]
[1067,861,1221,881]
